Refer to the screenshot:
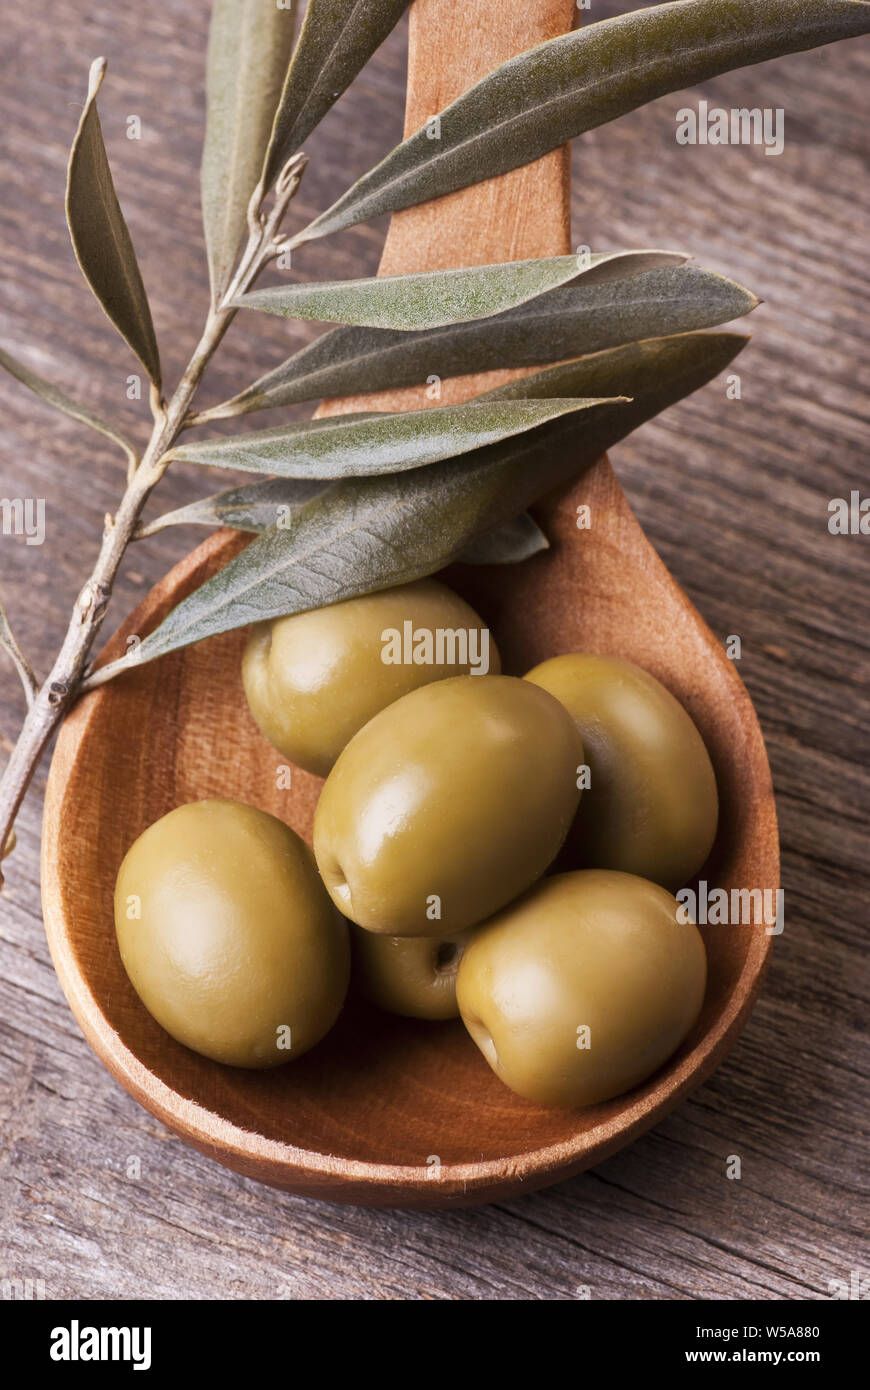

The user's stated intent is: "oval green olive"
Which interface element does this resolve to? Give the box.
[352,927,473,1020]
[242,579,500,777]
[457,870,707,1108]
[314,675,584,937]
[525,654,718,888]
[114,800,349,1068]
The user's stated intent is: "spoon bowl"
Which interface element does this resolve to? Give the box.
[40,0,778,1208]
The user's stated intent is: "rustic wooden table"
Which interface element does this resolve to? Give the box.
[1,2,867,1300]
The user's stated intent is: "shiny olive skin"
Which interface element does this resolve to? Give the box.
[352,927,473,1020]
[457,870,707,1108]
[242,579,500,777]
[114,800,349,1068]
[525,654,718,889]
[314,675,584,937]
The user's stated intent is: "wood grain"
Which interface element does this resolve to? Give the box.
[0,0,867,1296]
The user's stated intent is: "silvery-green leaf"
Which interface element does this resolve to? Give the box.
[214,264,754,416]
[0,346,136,462]
[232,249,686,331]
[479,337,728,402]
[66,60,161,386]
[455,513,548,566]
[262,0,410,189]
[140,478,327,537]
[0,589,37,706]
[201,1,299,303]
[297,0,870,243]
[170,397,619,480]
[88,331,747,681]
[143,485,546,556]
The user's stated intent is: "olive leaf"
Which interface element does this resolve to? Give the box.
[456,513,549,566]
[213,264,755,417]
[296,0,870,244]
[201,0,300,303]
[66,59,161,387]
[0,346,136,463]
[139,478,328,537]
[162,323,753,539]
[141,481,548,569]
[89,330,747,682]
[169,397,619,480]
[261,0,410,190]
[0,589,37,706]
[232,249,685,331]
[478,341,709,402]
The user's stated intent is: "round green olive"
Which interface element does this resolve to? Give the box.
[457,870,707,1108]
[352,927,473,1020]
[242,579,500,777]
[314,675,584,937]
[114,800,349,1068]
[525,653,718,888]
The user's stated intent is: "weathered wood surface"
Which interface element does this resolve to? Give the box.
[0,1,867,1299]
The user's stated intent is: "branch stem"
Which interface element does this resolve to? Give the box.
[0,157,306,883]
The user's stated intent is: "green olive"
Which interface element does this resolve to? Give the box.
[114,800,349,1068]
[314,675,583,937]
[242,579,500,777]
[457,870,707,1108]
[525,654,718,888]
[352,927,473,1020]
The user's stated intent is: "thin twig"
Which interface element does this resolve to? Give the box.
[132,512,178,541]
[0,151,308,883]
[183,400,243,428]
[0,592,38,708]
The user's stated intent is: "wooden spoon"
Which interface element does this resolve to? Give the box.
[41,0,778,1208]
